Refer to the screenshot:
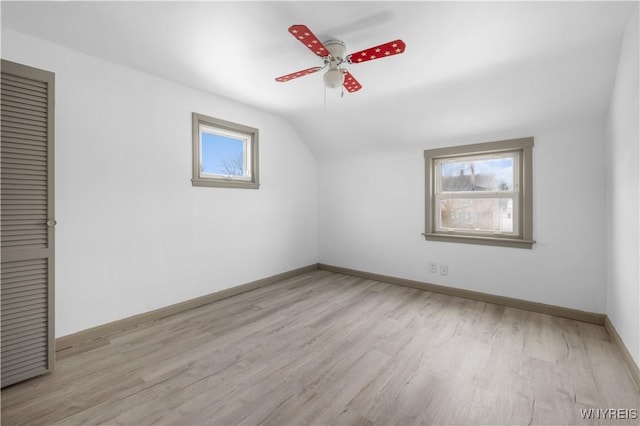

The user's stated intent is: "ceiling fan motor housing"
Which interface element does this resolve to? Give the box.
[323,40,347,63]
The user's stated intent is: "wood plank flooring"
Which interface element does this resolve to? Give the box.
[2,270,638,425]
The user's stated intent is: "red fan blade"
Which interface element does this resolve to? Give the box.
[347,40,406,64]
[342,70,362,93]
[288,25,329,57]
[275,67,322,82]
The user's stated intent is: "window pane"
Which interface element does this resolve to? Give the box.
[201,131,246,177]
[440,156,514,192]
[439,198,514,233]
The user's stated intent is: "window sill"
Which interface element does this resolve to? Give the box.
[192,178,259,189]
[422,233,535,249]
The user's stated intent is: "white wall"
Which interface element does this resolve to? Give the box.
[605,8,639,366]
[319,118,608,313]
[1,29,318,338]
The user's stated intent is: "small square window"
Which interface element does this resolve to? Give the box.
[192,113,259,189]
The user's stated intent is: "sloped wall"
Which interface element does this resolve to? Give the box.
[1,29,319,338]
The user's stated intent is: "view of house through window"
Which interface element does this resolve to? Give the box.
[424,138,534,249]
[436,153,517,235]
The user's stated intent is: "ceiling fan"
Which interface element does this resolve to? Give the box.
[275,24,406,93]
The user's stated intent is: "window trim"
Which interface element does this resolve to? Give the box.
[191,113,259,189]
[423,137,534,249]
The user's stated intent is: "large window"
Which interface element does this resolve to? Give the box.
[191,113,259,189]
[424,137,534,249]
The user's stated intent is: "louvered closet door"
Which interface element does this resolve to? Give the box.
[1,60,55,387]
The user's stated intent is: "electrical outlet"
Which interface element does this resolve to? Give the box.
[440,264,448,276]
[429,263,437,273]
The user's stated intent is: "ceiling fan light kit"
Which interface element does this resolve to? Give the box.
[323,68,344,89]
[275,24,406,94]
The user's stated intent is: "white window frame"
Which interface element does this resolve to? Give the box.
[191,113,259,189]
[198,124,252,182]
[424,137,534,249]
[434,151,519,236]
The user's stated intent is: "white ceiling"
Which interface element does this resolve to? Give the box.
[1,1,634,156]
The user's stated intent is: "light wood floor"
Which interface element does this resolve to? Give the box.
[2,270,638,425]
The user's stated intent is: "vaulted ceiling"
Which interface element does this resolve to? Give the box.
[1,1,634,157]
